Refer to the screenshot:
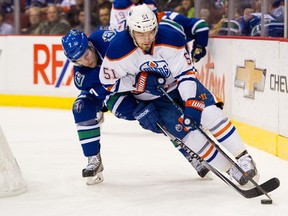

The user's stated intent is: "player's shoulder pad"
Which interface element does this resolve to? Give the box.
[105,31,136,60]
[156,25,186,48]
[89,30,117,57]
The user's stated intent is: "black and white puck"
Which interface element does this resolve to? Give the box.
[261,199,273,204]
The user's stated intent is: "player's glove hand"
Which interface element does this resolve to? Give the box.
[133,102,162,134]
[179,98,205,130]
[191,44,206,62]
[134,72,166,96]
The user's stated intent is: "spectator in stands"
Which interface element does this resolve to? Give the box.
[73,9,85,31]
[200,8,211,26]
[251,0,262,13]
[0,9,14,34]
[65,0,84,28]
[21,6,45,34]
[91,0,109,27]
[39,4,71,34]
[73,9,95,33]
[0,0,13,13]
[25,0,51,14]
[94,1,111,31]
[178,0,195,18]
[271,0,284,22]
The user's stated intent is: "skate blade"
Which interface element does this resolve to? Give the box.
[86,172,104,185]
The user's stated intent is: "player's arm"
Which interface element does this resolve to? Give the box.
[163,12,209,62]
[99,57,137,93]
[166,46,203,129]
[187,18,209,62]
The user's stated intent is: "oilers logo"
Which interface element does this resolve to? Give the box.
[139,60,171,77]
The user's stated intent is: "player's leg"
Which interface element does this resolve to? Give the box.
[201,105,258,185]
[72,91,104,184]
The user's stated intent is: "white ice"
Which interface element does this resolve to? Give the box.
[0,106,287,216]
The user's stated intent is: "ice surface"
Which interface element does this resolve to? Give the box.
[0,107,287,216]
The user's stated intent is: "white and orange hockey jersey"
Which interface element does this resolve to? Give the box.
[99,25,198,102]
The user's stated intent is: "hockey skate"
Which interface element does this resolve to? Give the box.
[229,152,258,186]
[190,157,210,178]
[82,153,104,185]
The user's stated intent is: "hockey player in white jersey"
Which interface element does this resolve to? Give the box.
[99,4,258,186]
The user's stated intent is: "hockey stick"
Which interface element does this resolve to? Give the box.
[158,87,279,200]
[157,123,279,199]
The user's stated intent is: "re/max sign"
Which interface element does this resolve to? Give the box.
[33,44,73,87]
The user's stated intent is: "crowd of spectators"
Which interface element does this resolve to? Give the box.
[0,0,112,35]
[210,0,285,37]
[0,0,286,37]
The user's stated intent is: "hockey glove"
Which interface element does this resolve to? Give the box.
[191,44,206,62]
[179,98,205,130]
[134,72,166,96]
[133,102,162,134]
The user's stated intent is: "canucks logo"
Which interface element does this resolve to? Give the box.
[139,60,171,77]
[74,71,85,87]
[102,30,116,42]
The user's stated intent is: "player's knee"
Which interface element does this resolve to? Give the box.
[72,93,103,123]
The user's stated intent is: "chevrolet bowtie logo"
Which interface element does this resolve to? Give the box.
[235,60,266,99]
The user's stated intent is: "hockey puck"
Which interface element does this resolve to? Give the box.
[261,199,273,204]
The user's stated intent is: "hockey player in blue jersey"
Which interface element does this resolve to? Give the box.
[62,29,140,184]
[99,4,258,186]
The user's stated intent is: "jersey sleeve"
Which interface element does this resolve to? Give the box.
[161,43,198,101]
[152,27,197,101]
[99,57,137,93]
[161,11,209,47]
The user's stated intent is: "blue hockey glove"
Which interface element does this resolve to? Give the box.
[179,98,205,130]
[134,72,166,96]
[133,102,162,134]
[191,45,206,62]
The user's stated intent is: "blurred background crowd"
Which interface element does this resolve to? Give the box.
[0,0,286,37]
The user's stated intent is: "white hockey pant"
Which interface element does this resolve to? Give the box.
[182,105,246,172]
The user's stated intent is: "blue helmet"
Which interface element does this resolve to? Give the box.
[61,29,88,62]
